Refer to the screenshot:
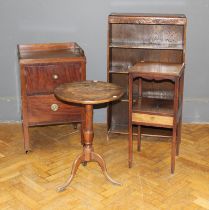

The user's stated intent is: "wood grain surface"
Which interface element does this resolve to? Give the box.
[18,42,86,152]
[55,80,124,105]
[129,62,185,77]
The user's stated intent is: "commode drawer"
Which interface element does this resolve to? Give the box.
[27,94,82,125]
[25,62,82,95]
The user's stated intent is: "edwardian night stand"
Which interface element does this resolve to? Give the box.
[128,62,185,173]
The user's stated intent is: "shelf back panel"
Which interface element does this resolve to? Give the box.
[110,48,183,68]
[110,24,184,47]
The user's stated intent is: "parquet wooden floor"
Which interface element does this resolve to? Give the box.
[0,123,209,210]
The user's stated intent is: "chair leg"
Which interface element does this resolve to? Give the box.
[128,124,133,168]
[171,125,177,174]
[137,126,141,152]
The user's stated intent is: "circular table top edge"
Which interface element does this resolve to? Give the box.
[54,80,124,105]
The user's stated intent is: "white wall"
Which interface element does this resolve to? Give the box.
[0,0,209,122]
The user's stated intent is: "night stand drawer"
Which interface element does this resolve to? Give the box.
[27,95,82,125]
[25,62,82,95]
[132,113,173,127]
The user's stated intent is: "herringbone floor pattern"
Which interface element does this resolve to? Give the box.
[0,123,209,210]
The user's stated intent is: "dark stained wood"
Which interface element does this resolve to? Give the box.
[18,42,84,63]
[109,13,186,25]
[133,98,174,116]
[110,100,129,128]
[27,94,82,125]
[128,74,133,167]
[129,62,185,78]
[110,48,183,72]
[25,62,82,95]
[128,62,185,174]
[54,80,124,105]
[109,73,140,102]
[110,24,184,50]
[107,13,186,138]
[18,42,78,52]
[18,42,86,152]
[107,13,186,173]
[55,81,124,191]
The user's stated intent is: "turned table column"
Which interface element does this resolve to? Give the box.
[83,104,94,161]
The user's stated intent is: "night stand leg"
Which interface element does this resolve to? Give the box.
[176,116,182,156]
[22,123,31,153]
[137,126,141,151]
[171,125,177,174]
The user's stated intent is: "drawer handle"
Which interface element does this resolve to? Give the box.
[51,104,59,111]
[52,74,59,80]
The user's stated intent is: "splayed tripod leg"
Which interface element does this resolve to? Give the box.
[57,153,84,192]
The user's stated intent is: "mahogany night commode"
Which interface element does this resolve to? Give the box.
[18,42,86,152]
[54,80,124,191]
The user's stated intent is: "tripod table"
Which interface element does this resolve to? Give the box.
[54,80,124,191]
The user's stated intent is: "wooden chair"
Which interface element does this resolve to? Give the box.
[128,62,185,173]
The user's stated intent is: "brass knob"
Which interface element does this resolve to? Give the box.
[51,104,59,111]
[52,74,59,80]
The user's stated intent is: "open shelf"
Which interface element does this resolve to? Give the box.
[109,65,130,74]
[110,42,183,50]
[133,97,174,116]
